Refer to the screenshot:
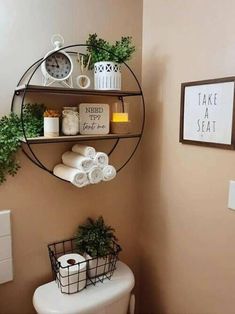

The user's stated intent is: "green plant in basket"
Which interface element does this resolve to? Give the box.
[85,33,135,69]
[75,216,120,258]
[0,103,44,184]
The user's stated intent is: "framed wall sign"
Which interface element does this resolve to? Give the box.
[79,103,110,135]
[180,77,235,149]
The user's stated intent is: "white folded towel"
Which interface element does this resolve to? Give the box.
[53,164,89,188]
[94,152,109,169]
[72,144,96,159]
[102,165,116,182]
[62,151,94,172]
[88,166,103,184]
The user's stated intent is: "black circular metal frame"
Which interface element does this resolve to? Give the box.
[11,43,145,180]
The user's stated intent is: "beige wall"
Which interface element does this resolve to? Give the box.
[141,0,235,313]
[4,1,235,313]
[0,1,143,313]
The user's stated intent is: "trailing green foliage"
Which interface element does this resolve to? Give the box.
[0,103,44,184]
[85,33,135,68]
[22,103,44,137]
[0,113,22,183]
[75,216,119,258]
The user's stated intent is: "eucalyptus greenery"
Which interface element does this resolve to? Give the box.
[75,216,119,258]
[85,33,135,69]
[0,103,44,184]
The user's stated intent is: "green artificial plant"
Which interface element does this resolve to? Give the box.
[0,103,44,184]
[75,216,120,258]
[85,33,135,69]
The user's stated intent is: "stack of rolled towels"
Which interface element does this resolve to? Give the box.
[53,144,116,188]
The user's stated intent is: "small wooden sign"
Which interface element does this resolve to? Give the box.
[180,77,235,149]
[79,103,110,135]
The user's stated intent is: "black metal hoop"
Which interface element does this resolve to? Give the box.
[11,43,145,179]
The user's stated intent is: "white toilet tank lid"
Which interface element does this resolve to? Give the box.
[33,261,135,314]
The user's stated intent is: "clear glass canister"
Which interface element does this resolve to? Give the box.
[62,107,79,135]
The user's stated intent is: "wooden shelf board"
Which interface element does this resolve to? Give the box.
[15,85,142,97]
[21,133,141,144]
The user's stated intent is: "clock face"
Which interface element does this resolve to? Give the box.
[45,52,72,79]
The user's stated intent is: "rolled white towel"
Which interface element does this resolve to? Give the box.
[87,166,103,184]
[102,165,116,182]
[72,144,96,159]
[53,164,89,188]
[94,152,109,169]
[62,151,94,172]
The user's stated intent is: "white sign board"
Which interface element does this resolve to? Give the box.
[79,103,110,135]
[180,79,235,148]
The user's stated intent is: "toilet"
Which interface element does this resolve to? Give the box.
[33,261,135,314]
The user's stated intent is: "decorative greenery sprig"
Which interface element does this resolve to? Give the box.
[0,113,22,183]
[0,103,44,184]
[23,103,44,136]
[85,33,135,69]
[75,216,119,258]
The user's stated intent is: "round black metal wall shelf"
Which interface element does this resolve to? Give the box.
[11,43,145,180]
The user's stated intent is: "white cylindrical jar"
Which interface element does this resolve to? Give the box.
[44,117,59,137]
[62,107,79,136]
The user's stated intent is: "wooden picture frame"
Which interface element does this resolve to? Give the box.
[180,77,235,149]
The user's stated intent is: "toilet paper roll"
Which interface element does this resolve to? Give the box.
[58,253,87,294]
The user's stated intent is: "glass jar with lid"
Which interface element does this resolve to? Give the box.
[62,107,79,135]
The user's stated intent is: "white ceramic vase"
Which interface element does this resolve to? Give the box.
[84,253,111,278]
[94,61,121,90]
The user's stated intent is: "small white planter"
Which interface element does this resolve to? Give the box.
[44,117,59,137]
[84,253,111,278]
[94,61,121,90]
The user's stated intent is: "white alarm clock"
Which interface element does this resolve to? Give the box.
[41,34,73,88]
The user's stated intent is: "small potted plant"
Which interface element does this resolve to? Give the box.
[75,216,121,278]
[85,33,135,90]
[43,109,60,138]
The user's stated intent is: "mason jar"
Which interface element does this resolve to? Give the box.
[62,107,79,135]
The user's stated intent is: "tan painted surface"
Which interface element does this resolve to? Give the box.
[4,1,235,313]
[141,0,235,313]
[0,1,143,313]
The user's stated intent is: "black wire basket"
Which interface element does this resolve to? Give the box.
[48,237,121,294]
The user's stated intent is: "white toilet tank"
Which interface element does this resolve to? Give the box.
[33,261,135,314]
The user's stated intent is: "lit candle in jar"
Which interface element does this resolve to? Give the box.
[112,112,129,122]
